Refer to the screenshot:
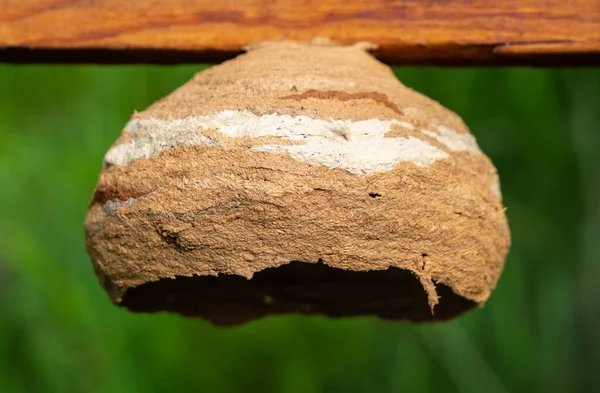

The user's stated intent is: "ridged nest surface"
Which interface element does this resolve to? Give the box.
[85,41,510,326]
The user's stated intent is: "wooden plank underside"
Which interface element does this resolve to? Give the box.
[0,0,599,66]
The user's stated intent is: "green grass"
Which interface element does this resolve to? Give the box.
[0,64,598,393]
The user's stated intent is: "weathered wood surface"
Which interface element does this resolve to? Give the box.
[1,0,599,65]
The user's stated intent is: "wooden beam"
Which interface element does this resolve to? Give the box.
[1,0,599,66]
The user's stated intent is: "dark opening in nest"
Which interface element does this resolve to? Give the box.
[121,261,476,326]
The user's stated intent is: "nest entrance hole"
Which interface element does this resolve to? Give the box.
[121,261,475,326]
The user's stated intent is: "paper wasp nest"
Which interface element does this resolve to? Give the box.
[85,41,510,326]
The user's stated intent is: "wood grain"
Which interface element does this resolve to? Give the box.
[1,0,599,65]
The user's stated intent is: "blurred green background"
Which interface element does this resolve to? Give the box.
[0,64,599,393]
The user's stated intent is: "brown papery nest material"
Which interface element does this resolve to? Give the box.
[85,41,510,326]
